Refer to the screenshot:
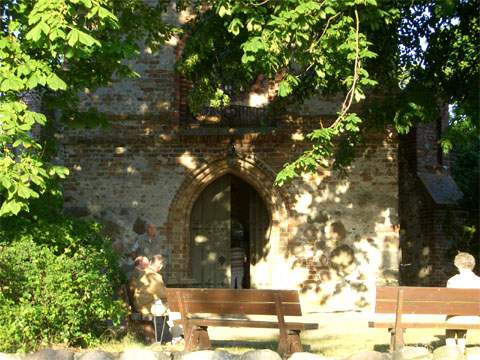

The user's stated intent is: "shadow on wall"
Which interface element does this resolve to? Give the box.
[64,118,404,311]
[164,125,402,311]
[63,28,407,309]
[284,165,400,310]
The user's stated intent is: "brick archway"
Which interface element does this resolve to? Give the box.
[165,156,290,285]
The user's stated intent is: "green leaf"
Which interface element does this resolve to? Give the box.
[78,31,99,47]
[98,7,116,20]
[12,139,23,147]
[218,5,231,17]
[46,74,67,91]
[25,23,43,42]
[17,185,31,199]
[228,18,243,36]
[26,73,40,89]
[1,77,24,92]
[278,80,292,97]
[67,29,80,47]
[1,177,12,189]
[0,200,21,216]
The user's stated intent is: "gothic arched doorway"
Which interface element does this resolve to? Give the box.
[189,174,270,288]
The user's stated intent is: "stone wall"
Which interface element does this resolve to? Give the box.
[62,116,399,310]
[398,115,465,287]
[62,13,400,310]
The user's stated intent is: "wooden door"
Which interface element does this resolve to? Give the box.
[190,176,231,287]
[249,189,270,286]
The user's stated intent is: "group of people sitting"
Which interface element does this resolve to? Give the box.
[127,254,182,344]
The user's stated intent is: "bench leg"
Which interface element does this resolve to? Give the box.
[287,330,303,354]
[277,325,289,357]
[389,328,404,352]
[277,330,302,357]
[186,326,211,351]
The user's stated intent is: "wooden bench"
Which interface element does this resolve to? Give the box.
[166,288,318,356]
[369,286,480,351]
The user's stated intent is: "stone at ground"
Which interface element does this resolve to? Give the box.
[240,350,282,360]
[118,348,167,360]
[467,347,480,360]
[26,349,75,360]
[75,351,116,360]
[432,346,463,360]
[391,347,431,360]
[343,351,390,360]
[0,354,24,360]
[288,352,334,360]
[173,350,239,360]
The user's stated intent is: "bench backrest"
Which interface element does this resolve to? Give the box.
[166,288,302,316]
[375,286,480,316]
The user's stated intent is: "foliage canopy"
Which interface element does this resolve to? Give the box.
[0,0,172,216]
[177,0,479,184]
[0,0,478,214]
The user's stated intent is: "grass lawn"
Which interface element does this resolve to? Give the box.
[90,311,480,358]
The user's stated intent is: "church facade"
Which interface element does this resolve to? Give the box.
[60,9,463,311]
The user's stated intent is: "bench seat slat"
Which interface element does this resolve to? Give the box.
[174,318,318,330]
[375,301,480,315]
[168,301,302,316]
[376,287,480,303]
[166,288,300,303]
[369,321,480,330]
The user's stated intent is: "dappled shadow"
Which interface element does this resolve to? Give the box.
[62,12,402,311]
[62,110,401,310]
[211,340,279,351]
[212,339,312,353]
[269,121,400,310]
[373,344,390,352]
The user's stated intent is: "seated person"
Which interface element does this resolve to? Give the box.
[148,255,183,344]
[128,254,182,344]
[131,254,167,315]
[445,252,480,353]
[127,256,156,342]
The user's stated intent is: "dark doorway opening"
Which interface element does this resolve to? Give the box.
[190,174,270,288]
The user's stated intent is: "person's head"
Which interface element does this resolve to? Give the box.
[150,254,165,273]
[134,256,150,270]
[454,252,476,271]
[146,223,157,240]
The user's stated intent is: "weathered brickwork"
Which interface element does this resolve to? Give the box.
[63,115,399,311]
[62,17,403,310]
[398,112,466,287]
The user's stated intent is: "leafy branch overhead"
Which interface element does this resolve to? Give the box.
[1,0,478,216]
[178,0,479,184]
[0,0,173,216]
[178,0,394,184]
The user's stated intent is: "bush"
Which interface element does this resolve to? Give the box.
[0,212,126,351]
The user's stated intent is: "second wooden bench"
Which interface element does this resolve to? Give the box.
[369,286,480,351]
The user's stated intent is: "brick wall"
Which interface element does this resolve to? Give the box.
[61,17,401,310]
[398,111,466,286]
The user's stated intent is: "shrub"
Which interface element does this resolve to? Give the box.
[0,212,126,352]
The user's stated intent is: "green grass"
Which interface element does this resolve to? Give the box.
[71,313,480,359]
[87,328,480,359]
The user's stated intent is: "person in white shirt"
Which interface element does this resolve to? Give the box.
[445,252,480,353]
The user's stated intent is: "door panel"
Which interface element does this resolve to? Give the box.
[249,190,271,287]
[190,176,231,287]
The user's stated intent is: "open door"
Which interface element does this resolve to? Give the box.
[190,175,231,287]
[190,174,270,288]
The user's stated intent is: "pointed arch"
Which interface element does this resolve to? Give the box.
[165,156,291,285]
